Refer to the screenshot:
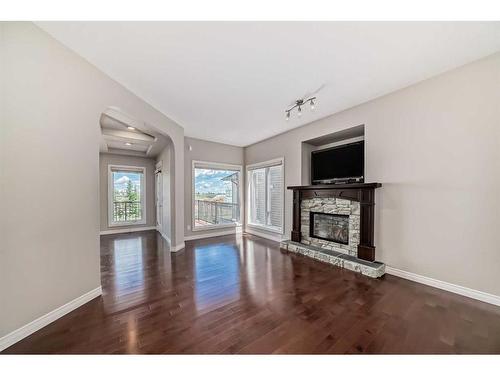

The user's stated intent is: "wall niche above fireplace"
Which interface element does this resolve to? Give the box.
[300,124,365,186]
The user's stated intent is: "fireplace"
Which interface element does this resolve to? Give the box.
[310,212,349,245]
[287,182,382,261]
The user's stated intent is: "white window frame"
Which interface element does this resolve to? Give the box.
[108,165,147,227]
[192,160,243,232]
[246,157,284,234]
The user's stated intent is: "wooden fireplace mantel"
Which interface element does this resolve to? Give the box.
[287,182,382,262]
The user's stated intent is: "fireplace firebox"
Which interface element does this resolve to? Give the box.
[310,212,349,244]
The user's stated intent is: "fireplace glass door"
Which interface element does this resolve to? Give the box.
[310,212,349,245]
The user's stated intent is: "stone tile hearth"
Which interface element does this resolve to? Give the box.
[280,240,385,278]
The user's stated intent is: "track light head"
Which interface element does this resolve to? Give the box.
[285,96,317,121]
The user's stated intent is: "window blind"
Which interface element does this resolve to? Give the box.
[268,165,283,229]
[247,158,283,233]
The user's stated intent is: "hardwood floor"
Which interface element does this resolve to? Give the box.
[3,230,500,354]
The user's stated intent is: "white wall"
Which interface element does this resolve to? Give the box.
[0,22,185,338]
[245,52,500,296]
[184,137,244,239]
[99,153,156,232]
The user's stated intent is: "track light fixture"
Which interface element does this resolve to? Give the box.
[285,96,316,121]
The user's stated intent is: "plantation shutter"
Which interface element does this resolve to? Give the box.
[247,158,284,233]
[267,165,283,228]
[251,169,267,225]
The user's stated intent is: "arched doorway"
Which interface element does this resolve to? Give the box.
[98,107,177,250]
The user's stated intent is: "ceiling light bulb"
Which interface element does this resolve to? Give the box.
[286,112,290,121]
[310,100,315,110]
[127,126,135,130]
[297,106,302,117]
[125,142,132,146]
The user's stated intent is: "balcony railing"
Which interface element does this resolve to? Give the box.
[194,200,239,226]
[113,201,142,222]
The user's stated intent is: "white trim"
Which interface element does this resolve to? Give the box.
[158,228,171,245]
[185,227,243,241]
[100,226,156,235]
[245,227,282,243]
[192,160,242,171]
[246,157,284,170]
[386,266,500,307]
[192,160,243,231]
[247,222,282,234]
[171,242,185,252]
[0,286,102,352]
[191,223,241,232]
[157,230,183,252]
[313,135,365,151]
[107,164,147,227]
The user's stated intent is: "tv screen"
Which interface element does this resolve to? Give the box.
[311,141,364,183]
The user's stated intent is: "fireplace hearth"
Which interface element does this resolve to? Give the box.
[310,212,349,245]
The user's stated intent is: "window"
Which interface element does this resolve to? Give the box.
[108,165,146,226]
[247,158,284,233]
[192,161,242,230]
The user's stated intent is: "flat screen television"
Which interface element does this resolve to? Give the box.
[311,141,364,184]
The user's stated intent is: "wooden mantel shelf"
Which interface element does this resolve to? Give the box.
[287,182,382,262]
[287,182,382,190]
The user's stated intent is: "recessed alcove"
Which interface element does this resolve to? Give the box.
[300,125,365,185]
[290,124,385,276]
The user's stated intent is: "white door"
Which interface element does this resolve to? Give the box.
[155,171,163,227]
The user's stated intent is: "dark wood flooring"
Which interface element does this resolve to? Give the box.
[3,230,500,354]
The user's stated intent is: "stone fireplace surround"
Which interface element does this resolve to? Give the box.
[280,183,385,278]
[301,198,360,256]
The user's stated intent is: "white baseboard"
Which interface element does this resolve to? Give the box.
[100,226,156,235]
[184,228,242,241]
[153,229,184,252]
[244,227,282,243]
[158,230,171,245]
[385,266,500,307]
[0,286,102,352]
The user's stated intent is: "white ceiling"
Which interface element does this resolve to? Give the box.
[38,22,500,147]
[99,107,168,158]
